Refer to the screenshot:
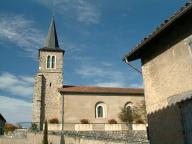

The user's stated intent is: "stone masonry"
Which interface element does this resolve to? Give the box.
[32,50,64,128]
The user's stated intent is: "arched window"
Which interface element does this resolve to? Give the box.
[51,56,56,68]
[95,102,107,118]
[124,102,133,110]
[47,55,51,68]
[97,106,103,117]
[124,102,133,121]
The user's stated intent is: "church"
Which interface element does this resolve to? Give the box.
[32,18,145,130]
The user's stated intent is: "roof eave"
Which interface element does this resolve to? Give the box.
[39,47,65,53]
[123,2,192,62]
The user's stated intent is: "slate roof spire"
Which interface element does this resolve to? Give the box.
[45,17,59,49]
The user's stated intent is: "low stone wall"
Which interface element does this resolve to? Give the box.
[132,124,147,131]
[0,130,149,144]
[75,124,93,131]
[48,124,146,131]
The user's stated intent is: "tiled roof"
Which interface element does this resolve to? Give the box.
[59,85,144,95]
[124,1,192,61]
[39,47,64,53]
[45,17,59,49]
[0,113,6,122]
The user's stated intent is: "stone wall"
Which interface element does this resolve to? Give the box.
[142,38,192,114]
[32,74,45,129]
[0,131,149,144]
[48,124,146,131]
[32,50,63,127]
[39,51,63,73]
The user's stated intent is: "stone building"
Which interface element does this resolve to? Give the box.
[0,113,6,135]
[123,1,192,144]
[32,18,145,130]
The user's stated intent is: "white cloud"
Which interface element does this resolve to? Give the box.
[0,72,34,97]
[34,0,100,24]
[76,65,124,80]
[101,62,113,67]
[77,0,100,24]
[20,76,35,83]
[96,82,124,87]
[76,64,127,87]
[76,63,143,88]
[0,14,45,59]
[0,96,32,124]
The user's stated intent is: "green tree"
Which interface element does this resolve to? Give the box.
[118,103,146,124]
[119,106,133,124]
[42,120,48,144]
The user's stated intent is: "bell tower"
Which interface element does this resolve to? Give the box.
[32,17,64,129]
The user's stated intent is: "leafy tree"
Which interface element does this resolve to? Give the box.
[119,101,146,124]
[119,106,133,124]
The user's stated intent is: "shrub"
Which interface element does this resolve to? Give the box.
[134,116,145,124]
[80,119,89,124]
[108,119,117,124]
[49,118,59,124]
[4,123,16,134]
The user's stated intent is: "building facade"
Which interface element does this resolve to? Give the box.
[32,18,145,130]
[124,2,192,144]
[0,113,6,135]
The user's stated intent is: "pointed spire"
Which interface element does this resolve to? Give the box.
[45,17,59,49]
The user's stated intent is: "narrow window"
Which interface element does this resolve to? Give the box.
[124,102,133,122]
[47,55,51,68]
[98,106,103,117]
[51,56,55,68]
[95,102,106,118]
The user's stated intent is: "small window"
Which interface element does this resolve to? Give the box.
[97,106,103,117]
[124,102,133,118]
[47,56,51,68]
[95,102,107,118]
[51,56,56,68]
[124,102,133,110]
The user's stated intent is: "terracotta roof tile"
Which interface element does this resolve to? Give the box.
[59,85,144,95]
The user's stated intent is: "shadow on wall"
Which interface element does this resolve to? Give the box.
[147,103,186,144]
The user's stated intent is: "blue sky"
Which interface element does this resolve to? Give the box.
[0,0,187,123]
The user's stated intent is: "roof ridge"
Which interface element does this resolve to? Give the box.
[124,1,192,61]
